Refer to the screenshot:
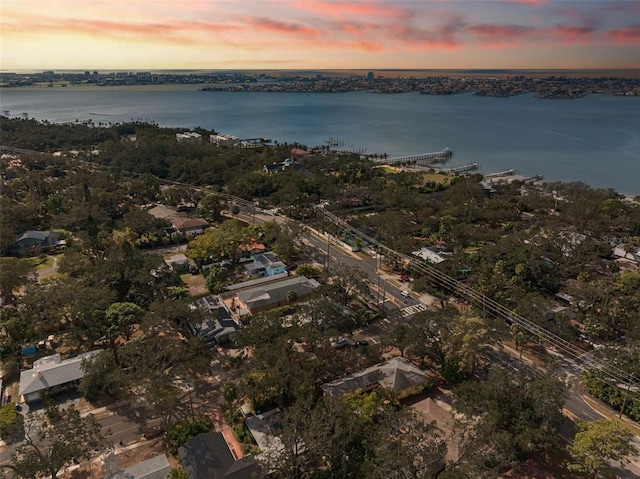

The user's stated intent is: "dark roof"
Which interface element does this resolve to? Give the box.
[15,230,47,241]
[178,432,258,479]
[12,230,60,246]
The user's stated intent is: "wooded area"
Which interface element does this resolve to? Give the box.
[1,117,639,478]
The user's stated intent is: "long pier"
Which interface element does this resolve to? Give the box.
[483,169,518,178]
[441,162,479,174]
[380,148,453,166]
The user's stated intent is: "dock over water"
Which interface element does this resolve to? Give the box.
[381,148,454,166]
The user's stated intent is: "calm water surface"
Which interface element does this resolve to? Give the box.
[1,86,639,195]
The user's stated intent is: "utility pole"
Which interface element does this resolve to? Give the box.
[619,373,634,419]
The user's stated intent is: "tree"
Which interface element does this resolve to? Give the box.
[205,265,228,294]
[285,290,298,303]
[454,368,565,471]
[104,301,145,364]
[263,221,304,263]
[365,409,447,479]
[295,264,322,278]
[0,403,23,443]
[328,261,369,305]
[198,193,222,221]
[0,404,107,479]
[567,418,639,478]
[0,257,36,305]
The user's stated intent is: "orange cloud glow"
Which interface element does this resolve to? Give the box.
[1,0,637,70]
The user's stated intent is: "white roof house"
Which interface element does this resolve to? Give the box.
[412,247,447,264]
[19,350,101,403]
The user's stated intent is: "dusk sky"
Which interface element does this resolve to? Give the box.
[2,0,639,71]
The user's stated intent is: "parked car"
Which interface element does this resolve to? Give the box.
[400,274,410,281]
[354,340,369,347]
[331,337,349,348]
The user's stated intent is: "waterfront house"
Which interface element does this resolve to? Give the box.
[176,132,202,144]
[210,134,239,147]
[263,158,294,174]
[290,147,310,161]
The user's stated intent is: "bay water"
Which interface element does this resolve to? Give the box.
[1,86,638,195]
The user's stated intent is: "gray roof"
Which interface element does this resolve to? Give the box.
[321,357,430,398]
[12,230,60,245]
[15,230,48,241]
[236,276,319,311]
[147,204,182,220]
[178,432,257,479]
[105,454,170,479]
[19,350,101,396]
[244,409,285,459]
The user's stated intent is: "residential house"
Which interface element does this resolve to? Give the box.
[228,276,320,318]
[165,253,189,272]
[147,204,183,221]
[19,350,100,403]
[171,217,208,235]
[412,247,447,264]
[263,158,294,174]
[146,204,207,236]
[10,230,64,256]
[321,357,431,399]
[176,132,202,144]
[188,295,238,345]
[210,134,239,147]
[179,432,258,479]
[245,252,287,277]
[290,147,310,161]
[245,408,285,462]
[105,454,171,479]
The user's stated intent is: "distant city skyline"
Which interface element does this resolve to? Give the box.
[2,0,639,71]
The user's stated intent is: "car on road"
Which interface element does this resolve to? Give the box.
[401,290,411,298]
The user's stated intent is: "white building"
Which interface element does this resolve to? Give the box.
[412,247,447,264]
[210,133,239,147]
[176,132,202,144]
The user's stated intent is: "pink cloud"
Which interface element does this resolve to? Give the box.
[550,25,596,42]
[248,17,318,36]
[604,26,640,44]
[466,24,535,42]
[504,0,549,4]
[290,0,415,20]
